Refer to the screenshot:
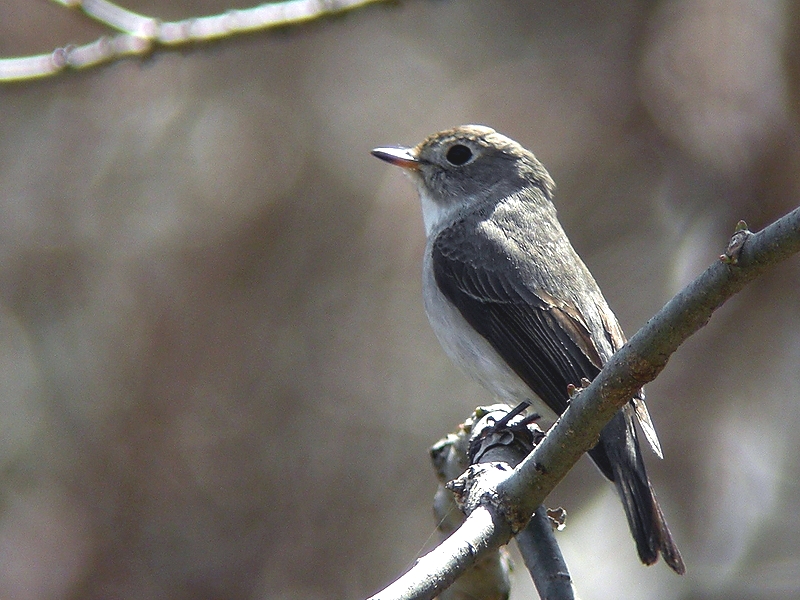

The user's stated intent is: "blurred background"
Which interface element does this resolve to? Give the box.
[1,1,799,599]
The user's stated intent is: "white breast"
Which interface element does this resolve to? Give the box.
[421,244,559,428]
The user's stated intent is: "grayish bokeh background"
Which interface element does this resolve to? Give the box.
[1,1,799,599]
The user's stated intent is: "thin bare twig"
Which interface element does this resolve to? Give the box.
[517,508,576,600]
[0,0,389,82]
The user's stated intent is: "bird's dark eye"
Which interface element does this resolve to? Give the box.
[445,144,473,166]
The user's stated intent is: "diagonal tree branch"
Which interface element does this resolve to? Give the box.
[366,206,800,600]
[0,0,390,82]
[503,210,800,519]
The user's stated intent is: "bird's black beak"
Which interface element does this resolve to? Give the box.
[371,146,419,171]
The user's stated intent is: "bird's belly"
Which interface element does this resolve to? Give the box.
[422,260,559,428]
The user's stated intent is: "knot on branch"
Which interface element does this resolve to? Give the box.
[439,404,545,534]
[446,462,514,513]
[720,220,752,265]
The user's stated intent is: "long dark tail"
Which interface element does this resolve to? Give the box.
[588,410,685,574]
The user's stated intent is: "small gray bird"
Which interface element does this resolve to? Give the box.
[372,125,684,574]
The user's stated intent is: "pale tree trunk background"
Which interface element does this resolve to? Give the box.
[0,2,799,599]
